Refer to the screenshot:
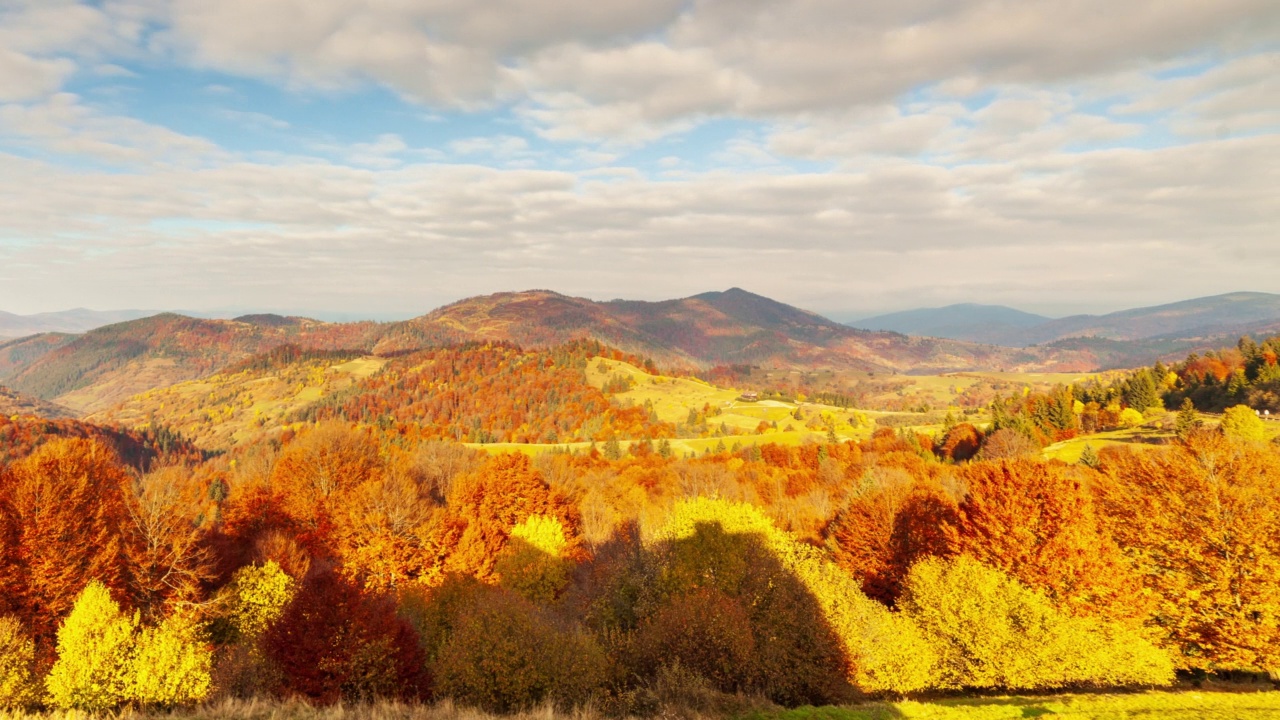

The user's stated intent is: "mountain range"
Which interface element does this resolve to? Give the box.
[0,308,153,338]
[852,292,1280,347]
[3,288,1278,421]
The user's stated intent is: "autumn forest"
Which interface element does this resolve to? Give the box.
[0,299,1279,717]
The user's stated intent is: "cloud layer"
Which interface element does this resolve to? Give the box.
[0,0,1276,317]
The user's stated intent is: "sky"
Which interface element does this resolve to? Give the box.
[0,1,1277,321]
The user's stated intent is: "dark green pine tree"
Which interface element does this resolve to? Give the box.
[1078,443,1100,468]
[1175,397,1201,439]
[1123,370,1159,413]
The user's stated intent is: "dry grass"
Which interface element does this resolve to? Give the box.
[7,689,1280,720]
[0,699,615,720]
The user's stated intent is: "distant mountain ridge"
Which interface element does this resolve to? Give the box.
[0,308,152,337]
[12,288,1274,420]
[0,289,1094,417]
[852,304,1051,345]
[389,288,1067,374]
[850,292,1280,347]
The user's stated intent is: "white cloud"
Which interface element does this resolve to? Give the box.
[0,107,1276,315]
[0,49,75,102]
[0,93,221,164]
[0,0,1276,317]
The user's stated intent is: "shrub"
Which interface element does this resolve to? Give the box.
[652,498,936,696]
[263,569,428,704]
[0,616,38,709]
[976,428,1038,460]
[44,581,138,710]
[399,574,489,666]
[900,556,1173,690]
[1221,404,1267,442]
[1119,408,1146,429]
[630,587,756,693]
[124,612,212,707]
[938,423,983,462]
[434,587,606,712]
[210,561,296,698]
[494,515,573,604]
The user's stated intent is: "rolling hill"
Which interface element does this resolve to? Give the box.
[0,333,76,378]
[851,304,1052,344]
[1017,292,1280,345]
[3,288,1158,421]
[0,308,153,337]
[2,314,383,415]
[0,385,76,420]
[387,288,1084,374]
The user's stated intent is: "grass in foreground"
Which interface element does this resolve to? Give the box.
[747,690,1280,719]
[4,691,1280,720]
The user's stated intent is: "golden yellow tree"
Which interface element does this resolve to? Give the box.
[124,612,212,707]
[44,581,138,711]
[0,616,38,709]
[900,556,1172,690]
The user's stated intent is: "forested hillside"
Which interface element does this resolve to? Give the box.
[2,326,1279,712]
[2,314,383,414]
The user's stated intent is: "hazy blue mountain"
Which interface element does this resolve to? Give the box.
[849,304,1052,344]
[1014,292,1280,345]
[0,308,153,337]
[851,293,1280,348]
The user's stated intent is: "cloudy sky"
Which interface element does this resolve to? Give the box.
[0,0,1277,320]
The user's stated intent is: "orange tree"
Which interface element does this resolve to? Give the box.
[0,439,137,649]
[1096,431,1280,672]
[948,458,1143,621]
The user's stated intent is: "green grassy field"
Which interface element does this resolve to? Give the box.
[1041,424,1176,463]
[584,357,871,440]
[1042,412,1280,463]
[466,430,825,457]
[744,690,1280,720]
[851,371,1116,414]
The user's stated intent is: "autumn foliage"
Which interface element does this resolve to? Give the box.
[7,336,1280,708]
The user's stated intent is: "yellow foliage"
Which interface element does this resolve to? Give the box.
[0,616,38,709]
[1119,408,1145,428]
[225,560,296,641]
[900,556,1173,691]
[44,581,138,710]
[510,514,568,556]
[652,498,937,694]
[124,612,212,707]
[1221,405,1267,442]
[496,515,572,604]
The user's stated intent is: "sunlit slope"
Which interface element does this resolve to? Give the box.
[0,384,76,420]
[6,313,384,415]
[393,288,1097,373]
[94,352,387,449]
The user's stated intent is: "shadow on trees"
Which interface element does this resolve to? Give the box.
[577,519,858,708]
